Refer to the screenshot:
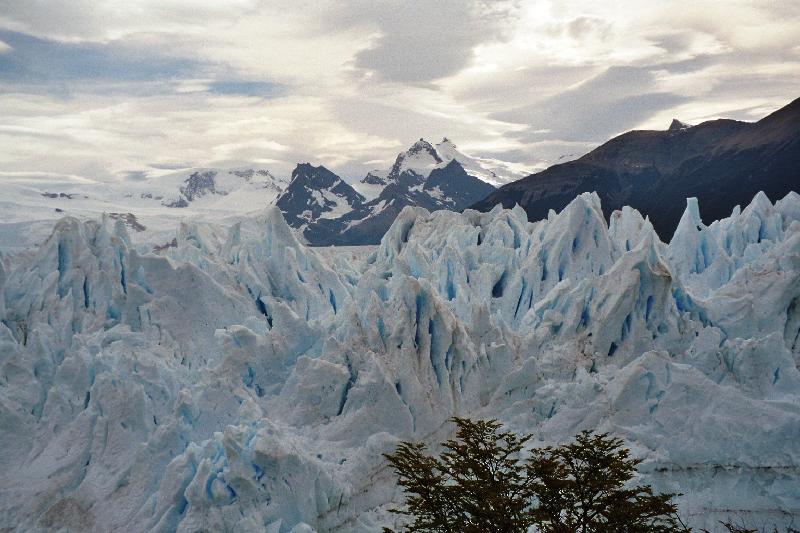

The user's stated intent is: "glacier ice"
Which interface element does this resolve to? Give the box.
[1,191,799,532]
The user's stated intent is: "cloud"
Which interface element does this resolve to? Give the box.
[0,170,97,185]
[0,0,258,42]
[208,81,281,97]
[350,1,511,84]
[494,66,688,142]
[0,0,797,185]
[0,31,199,83]
[148,162,192,171]
[123,170,149,181]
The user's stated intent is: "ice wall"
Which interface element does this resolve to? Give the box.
[1,195,799,532]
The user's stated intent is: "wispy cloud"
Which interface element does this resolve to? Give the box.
[0,0,797,183]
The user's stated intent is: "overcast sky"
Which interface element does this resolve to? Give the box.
[1,0,798,184]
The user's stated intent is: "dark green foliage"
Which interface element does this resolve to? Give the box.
[383,418,536,533]
[529,430,684,532]
[384,418,687,533]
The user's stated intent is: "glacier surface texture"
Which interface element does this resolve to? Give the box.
[1,192,799,531]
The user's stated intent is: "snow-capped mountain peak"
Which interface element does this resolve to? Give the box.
[434,138,521,187]
[376,137,521,189]
[160,166,289,208]
[275,163,365,230]
[407,138,441,159]
[387,138,443,182]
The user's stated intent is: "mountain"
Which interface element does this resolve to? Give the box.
[433,137,521,186]
[422,159,498,209]
[361,169,387,185]
[2,192,798,531]
[386,138,443,182]
[0,138,516,252]
[668,118,692,131]
[275,163,365,230]
[0,166,289,252]
[304,158,495,246]
[291,138,502,246]
[361,137,521,188]
[472,97,800,239]
[161,167,288,208]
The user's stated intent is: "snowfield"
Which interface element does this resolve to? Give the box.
[0,167,289,254]
[1,191,799,532]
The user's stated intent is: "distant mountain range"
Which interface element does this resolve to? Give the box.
[3,98,797,252]
[0,137,513,250]
[274,138,502,245]
[472,97,800,239]
[160,167,288,209]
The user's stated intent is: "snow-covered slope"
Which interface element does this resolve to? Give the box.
[1,191,799,532]
[275,163,365,233]
[306,159,495,246]
[386,138,443,183]
[157,167,288,209]
[362,138,522,188]
[434,138,521,187]
[299,140,502,246]
[0,167,289,253]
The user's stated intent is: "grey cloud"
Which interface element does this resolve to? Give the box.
[451,64,596,109]
[0,31,199,84]
[650,53,720,74]
[0,30,281,98]
[566,16,612,40]
[148,162,193,171]
[208,80,282,97]
[494,66,688,142]
[350,1,510,83]
[650,31,698,55]
[123,170,149,181]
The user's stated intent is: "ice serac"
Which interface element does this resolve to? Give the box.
[1,191,799,532]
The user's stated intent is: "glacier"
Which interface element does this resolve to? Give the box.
[1,191,799,532]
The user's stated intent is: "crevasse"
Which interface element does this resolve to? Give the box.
[0,192,799,532]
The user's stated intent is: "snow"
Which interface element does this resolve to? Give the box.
[0,167,289,253]
[434,138,521,186]
[351,181,384,202]
[426,185,447,201]
[382,138,523,187]
[317,189,354,220]
[1,191,799,532]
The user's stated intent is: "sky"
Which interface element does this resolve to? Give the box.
[0,0,798,184]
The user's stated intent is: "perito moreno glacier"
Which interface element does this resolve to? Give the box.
[1,191,799,532]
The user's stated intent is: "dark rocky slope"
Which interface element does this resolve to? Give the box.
[472,97,800,239]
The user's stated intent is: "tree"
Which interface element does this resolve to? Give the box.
[529,431,684,533]
[384,418,686,533]
[383,417,536,533]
